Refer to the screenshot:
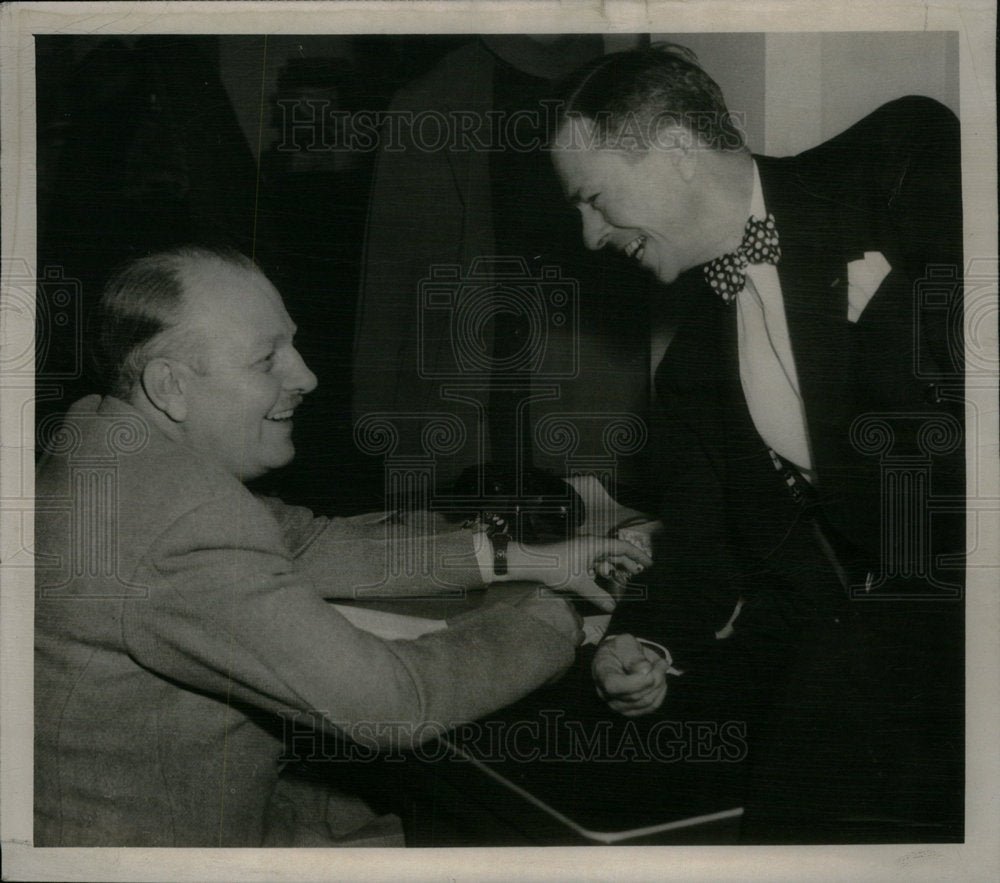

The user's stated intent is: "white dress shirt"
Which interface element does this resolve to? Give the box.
[737,162,816,483]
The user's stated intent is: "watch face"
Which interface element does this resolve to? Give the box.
[491,531,511,575]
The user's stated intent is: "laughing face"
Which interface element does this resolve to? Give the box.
[552,116,707,285]
[173,258,317,482]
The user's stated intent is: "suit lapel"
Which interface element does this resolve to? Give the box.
[655,275,765,487]
[657,273,810,564]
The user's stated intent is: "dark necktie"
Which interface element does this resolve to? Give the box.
[703,213,781,302]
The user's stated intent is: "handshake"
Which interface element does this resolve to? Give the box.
[500,532,672,717]
[492,527,654,614]
[497,517,668,715]
[481,473,670,715]
[499,472,660,609]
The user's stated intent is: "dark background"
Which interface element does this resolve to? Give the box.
[36,33,958,518]
[36,35,471,513]
[34,34,658,516]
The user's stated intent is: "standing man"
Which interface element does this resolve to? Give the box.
[552,47,964,841]
[34,245,648,847]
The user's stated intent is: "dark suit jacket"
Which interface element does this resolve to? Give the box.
[609,96,964,838]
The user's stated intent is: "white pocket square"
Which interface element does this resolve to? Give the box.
[846,251,892,323]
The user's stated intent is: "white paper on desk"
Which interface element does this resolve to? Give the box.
[330,604,448,641]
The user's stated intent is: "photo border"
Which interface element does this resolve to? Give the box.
[2,2,997,880]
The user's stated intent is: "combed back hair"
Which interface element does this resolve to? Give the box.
[558,43,746,152]
[90,244,256,399]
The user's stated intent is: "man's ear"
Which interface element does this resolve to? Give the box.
[139,358,190,422]
[650,121,699,181]
[671,128,700,183]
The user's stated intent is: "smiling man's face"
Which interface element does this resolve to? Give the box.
[553,116,706,285]
[172,258,318,482]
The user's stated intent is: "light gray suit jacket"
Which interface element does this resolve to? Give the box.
[34,395,574,846]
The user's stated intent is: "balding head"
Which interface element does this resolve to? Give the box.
[92,245,256,401]
[92,245,317,482]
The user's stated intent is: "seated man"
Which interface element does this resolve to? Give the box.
[34,244,649,847]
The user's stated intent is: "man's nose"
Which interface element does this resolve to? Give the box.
[580,207,611,251]
[286,347,318,394]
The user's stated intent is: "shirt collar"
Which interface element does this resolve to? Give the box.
[749,159,767,221]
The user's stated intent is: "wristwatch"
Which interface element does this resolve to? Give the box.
[481,511,512,576]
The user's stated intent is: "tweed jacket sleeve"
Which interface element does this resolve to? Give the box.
[255,494,486,598]
[120,489,573,746]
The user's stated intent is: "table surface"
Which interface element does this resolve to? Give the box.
[428,656,745,844]
[333,588,747,845]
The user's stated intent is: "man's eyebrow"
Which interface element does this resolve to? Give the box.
[259,322,298,344]
[566,187,583,205]
[251,330,293,353]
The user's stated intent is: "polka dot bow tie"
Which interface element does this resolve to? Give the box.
[703,213,781,303]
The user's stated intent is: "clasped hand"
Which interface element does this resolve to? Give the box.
[592,634,669,717]
[502,535,652,612]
